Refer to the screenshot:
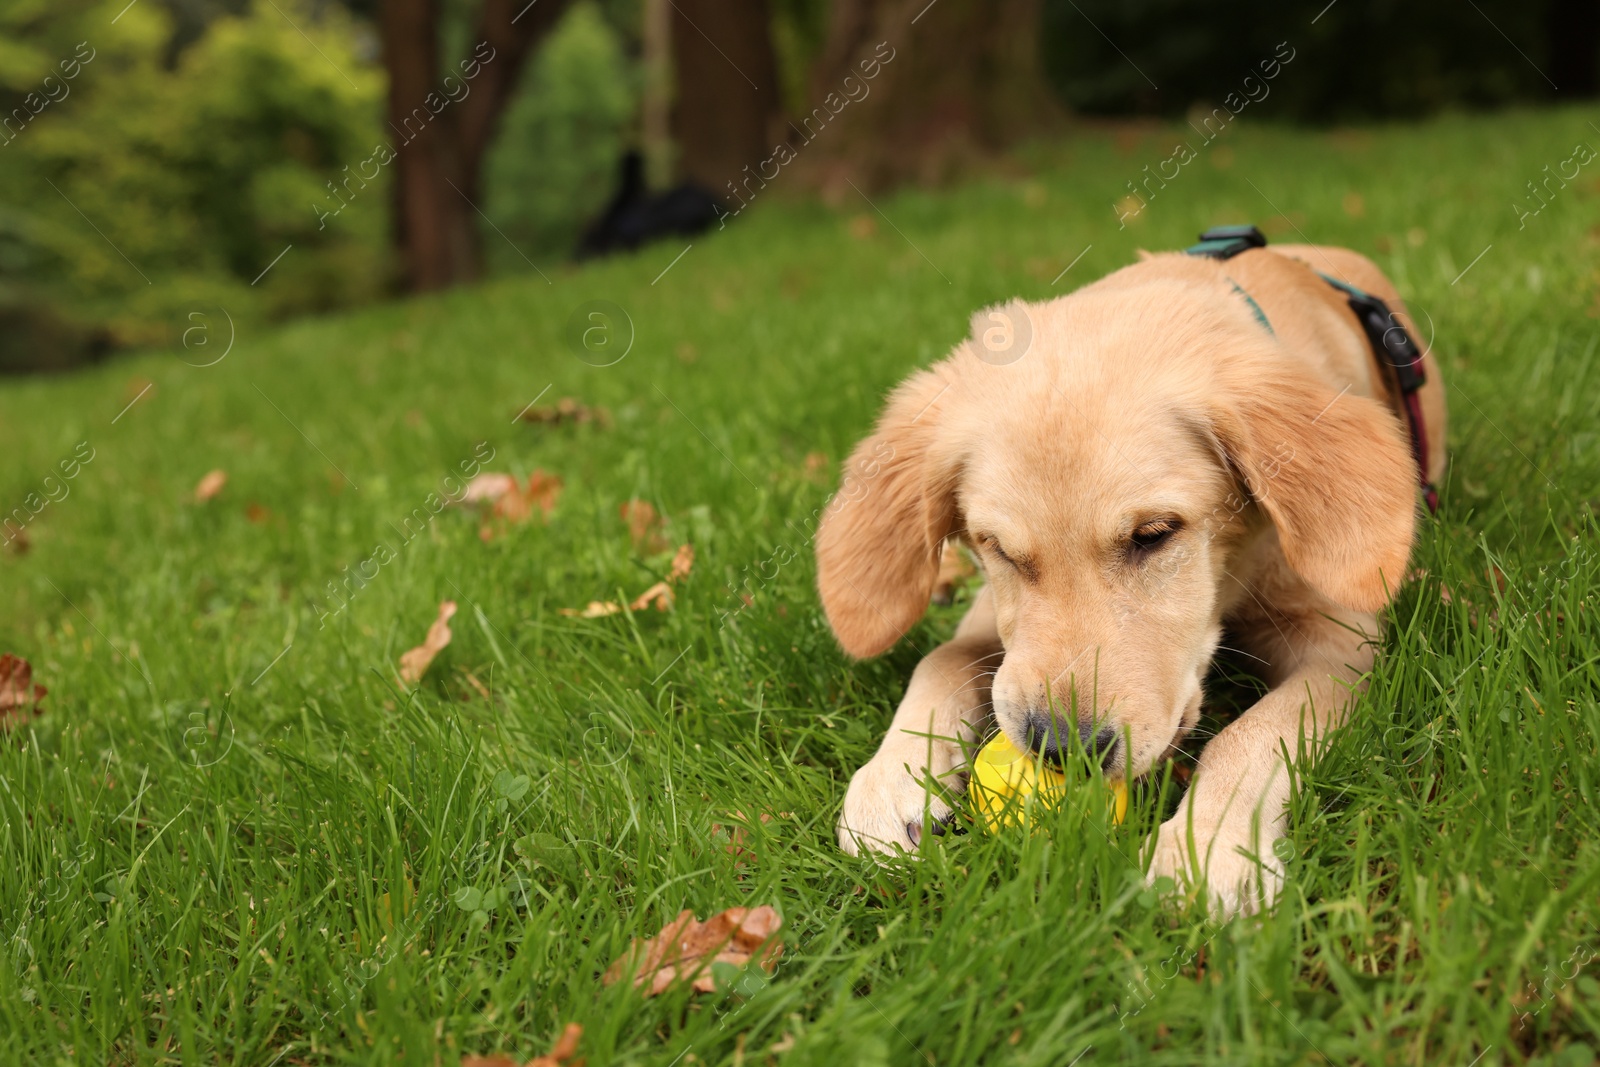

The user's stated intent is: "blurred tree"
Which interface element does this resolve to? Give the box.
[482,2,636,262]
[801,0,1062,190]
[1040,0,1579,120]
[377,0,572,290]
[667,0,782,197]
[0,0,386,371]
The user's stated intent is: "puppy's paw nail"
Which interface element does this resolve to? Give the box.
[905,821,921,846]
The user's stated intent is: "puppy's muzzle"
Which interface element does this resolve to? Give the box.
[1023,710,1121,771]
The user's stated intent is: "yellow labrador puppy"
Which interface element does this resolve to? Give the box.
[816,237,1446,915]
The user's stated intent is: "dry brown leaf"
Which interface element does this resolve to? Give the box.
[666,544,694,583]
[3,528,29,555]
[604,906,783,997]
[245,503,271,524]
[931,541,976,605]
[518,397,611,428]
[556,544,690,617]
[399,601,456,685]
[557,600,624,618]
[629,582,673,613]
[193,469,227,502]
[495,472,564,525]
[620,499,669,554]
[0,654,46,729]
[529,1023,583,1067]
[461,472,520,504]
[711,810,791,866]
[460,472,563,518]
[467,472,564,541]
[462,1022,582,1067]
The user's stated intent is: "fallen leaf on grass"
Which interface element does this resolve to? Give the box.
[557,545,693,618]
[399,601,456,685]
[530,1024,583,1067]
[711,810,792,866]
[465,472,564,540]
[558,582,671,619]
[245,503,270,524]
[462,473,520,503]
[667,543,694,583]
[559,600,626,619]
[620,499,669,554]
[194,469,227,502]
[604,906,783,996]
[461,1023,582,1067]
[517,396,612,428]
[0,654,46,728]
[460,1023,581,1067]
[462,671,491,701]
[494,472,564,524]
[629,581,673,612]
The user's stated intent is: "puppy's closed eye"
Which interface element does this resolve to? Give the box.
[975,533,1038,581]
[1129,518,1182,554]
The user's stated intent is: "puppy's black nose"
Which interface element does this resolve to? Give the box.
[1024,712,1120,770]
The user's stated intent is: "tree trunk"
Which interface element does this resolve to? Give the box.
[379,0,574,292]
[640,0,674,189]
[801,0,1061,192]
[669,0,781,198]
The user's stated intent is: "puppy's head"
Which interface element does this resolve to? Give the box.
[815,285,1416,780]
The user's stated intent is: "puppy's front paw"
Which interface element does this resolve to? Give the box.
[838,746,962,857]
[1145,816,1285,917]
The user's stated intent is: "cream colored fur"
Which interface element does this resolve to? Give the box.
[815,244,1447,915]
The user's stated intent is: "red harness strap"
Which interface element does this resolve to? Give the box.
[1316,272,1439,513]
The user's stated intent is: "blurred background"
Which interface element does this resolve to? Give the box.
[1,0,1594,374]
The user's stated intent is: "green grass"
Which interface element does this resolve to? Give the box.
[4,105,1600,1066]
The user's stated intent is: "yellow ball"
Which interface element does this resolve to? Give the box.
[967,733,1129,832]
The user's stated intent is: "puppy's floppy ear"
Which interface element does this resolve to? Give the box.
[816,369,961,658]
[1212,362,1417,613]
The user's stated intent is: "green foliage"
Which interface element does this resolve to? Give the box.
[0,0,386,370]
[770,0,832,116]
[3,107,1600,1062]
[482,2,637,267]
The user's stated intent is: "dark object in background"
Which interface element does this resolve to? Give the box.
[0,304,113,376]
[575,151,727,259]
[1041,0,1594,120]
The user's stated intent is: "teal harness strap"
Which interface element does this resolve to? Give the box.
[1316,272,1367,300]
[1182,224,1274,334]
[1227,279,1274,335]
[1182,223,1439,513]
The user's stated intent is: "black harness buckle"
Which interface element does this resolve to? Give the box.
[1341,289,1426,394]
[1186,224,1268,260]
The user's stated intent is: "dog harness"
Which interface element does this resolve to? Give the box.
[1185,224,1439,512]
